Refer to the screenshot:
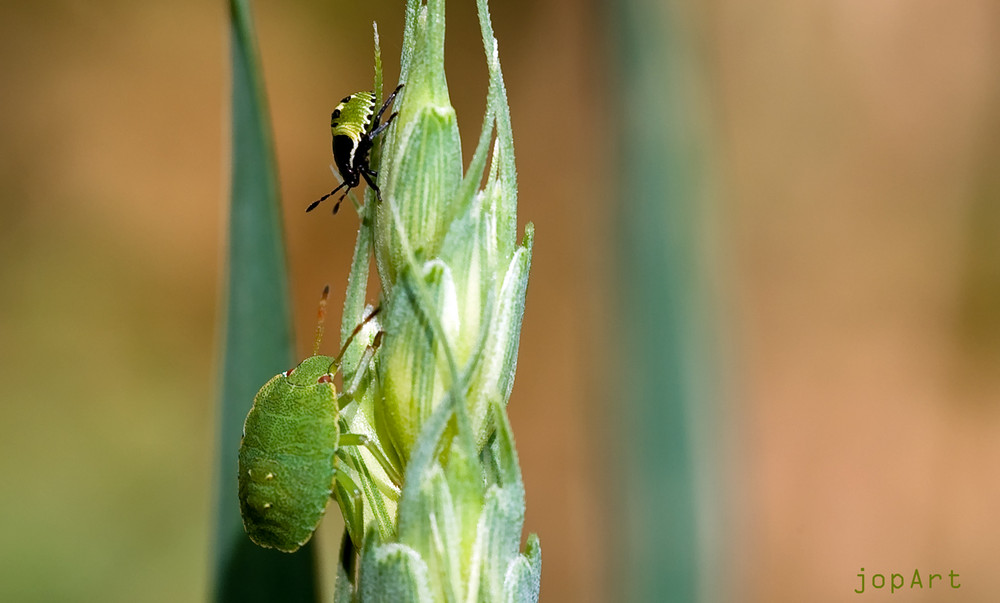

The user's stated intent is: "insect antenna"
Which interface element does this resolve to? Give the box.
[332,306,383,370]
[332,192,349,214]
[307,181,349,212]
[312,285,331,356]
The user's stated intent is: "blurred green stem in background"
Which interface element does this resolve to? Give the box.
[615,0,724,602]
[211,0,318,600]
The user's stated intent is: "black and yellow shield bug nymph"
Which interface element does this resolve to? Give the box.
[238,288,402,552]
[307,83,404,214]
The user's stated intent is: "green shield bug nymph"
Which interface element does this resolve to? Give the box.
[238,289,401,552]
[307,83,404,214]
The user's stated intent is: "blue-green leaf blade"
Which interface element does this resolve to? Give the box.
[211,1,318,601]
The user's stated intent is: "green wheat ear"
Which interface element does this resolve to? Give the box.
[342,0,540,600]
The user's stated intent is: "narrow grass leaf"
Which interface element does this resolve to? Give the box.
[212,1,318,600]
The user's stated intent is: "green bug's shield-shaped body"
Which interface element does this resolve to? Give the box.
[308,85,402,213]
[331,91,376,189]
[238,355,340,552]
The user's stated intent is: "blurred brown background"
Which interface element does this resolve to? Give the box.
[1,0,998,601]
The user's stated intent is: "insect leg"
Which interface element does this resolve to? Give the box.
[307,180,349,212]
[333,468,365,546]
[362,109,398,205]
[373,83,404,125]
[339,432,403,486]
[361,170,383,202]
[368,110,398,140]
[342,331,384,399]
